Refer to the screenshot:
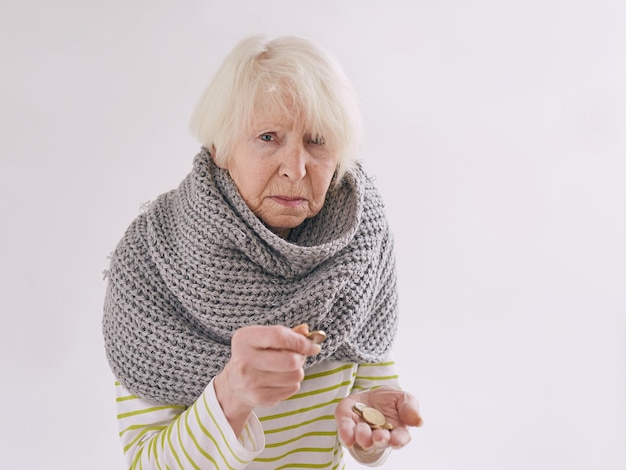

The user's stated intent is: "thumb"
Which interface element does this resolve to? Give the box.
[398,393,424,427]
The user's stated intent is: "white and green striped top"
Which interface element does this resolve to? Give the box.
[115,359,400,469]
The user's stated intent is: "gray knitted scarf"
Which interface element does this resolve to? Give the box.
[103,148,398,406]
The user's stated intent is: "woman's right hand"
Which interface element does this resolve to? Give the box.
[213,324,322,436]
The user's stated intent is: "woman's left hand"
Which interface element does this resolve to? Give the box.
[335,387,423,451]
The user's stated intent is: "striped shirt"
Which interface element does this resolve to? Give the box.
[115,360,400,469]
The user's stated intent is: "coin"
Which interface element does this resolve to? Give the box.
[292,323,327,344]
[361,407,387,427]
[352,403,393,430]
[307,330,327,344]
[353,402,367,414]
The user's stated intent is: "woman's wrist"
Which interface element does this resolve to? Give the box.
[213,372,254,437]
[349,443,391,466]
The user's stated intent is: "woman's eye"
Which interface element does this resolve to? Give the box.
[309,136,325,145]
[259,134,274,142]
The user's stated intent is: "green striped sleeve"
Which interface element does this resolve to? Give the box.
[114,380,264,469]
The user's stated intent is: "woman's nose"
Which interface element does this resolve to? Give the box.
[278,143,307,181]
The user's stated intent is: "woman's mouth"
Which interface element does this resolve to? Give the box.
[271,196,306,208]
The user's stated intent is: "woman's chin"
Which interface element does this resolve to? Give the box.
[262,215,305,238]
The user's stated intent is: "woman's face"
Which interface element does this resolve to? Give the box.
[216,105,338,238]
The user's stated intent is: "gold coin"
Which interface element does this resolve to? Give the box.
[352,404,393,431]
[353,402,367,414]
[292,324,326,344]
[361,407,387,427]
[307,330,327,344]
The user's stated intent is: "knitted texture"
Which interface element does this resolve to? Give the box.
[102,148,398,406]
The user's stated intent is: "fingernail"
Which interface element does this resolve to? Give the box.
[373,440,388,449]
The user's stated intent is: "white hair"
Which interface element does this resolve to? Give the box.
[189,35,362,183]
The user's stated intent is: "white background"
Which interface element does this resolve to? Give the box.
[1,1,624,468]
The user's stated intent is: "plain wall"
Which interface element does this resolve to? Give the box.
[1,0,624,468]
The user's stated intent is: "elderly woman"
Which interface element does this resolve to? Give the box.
[103,35,422,469]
